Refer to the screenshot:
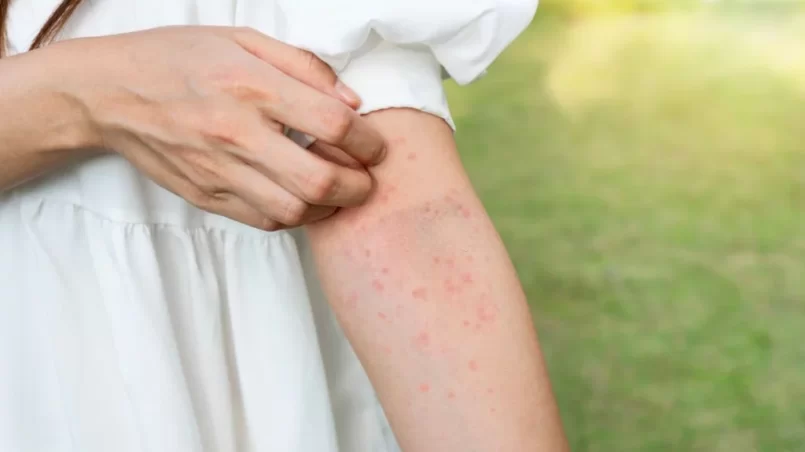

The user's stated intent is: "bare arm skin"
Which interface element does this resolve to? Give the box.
[306,108,569,451]
[0,48,97,191]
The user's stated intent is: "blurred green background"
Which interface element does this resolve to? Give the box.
[445,1,805,451]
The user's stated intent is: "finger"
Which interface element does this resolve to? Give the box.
[201,192,284,232]
[231,131,374,208]
[298,204,339,224]
[258,73,386,166]
[220,158,338,226]
[122,140,277,231]
[205,111,375,207]
[230,27,362,109]
[308,141,363,169]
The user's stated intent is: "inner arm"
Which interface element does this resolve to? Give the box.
[305,108,569,451]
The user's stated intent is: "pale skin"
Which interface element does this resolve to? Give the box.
[1,26,569,451]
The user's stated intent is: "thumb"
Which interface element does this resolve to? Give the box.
[230,27,362,109]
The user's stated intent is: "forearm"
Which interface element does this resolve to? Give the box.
[0,45,99,192]
[306,109,568,451]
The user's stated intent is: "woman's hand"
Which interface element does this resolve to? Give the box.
[57,26,385,230]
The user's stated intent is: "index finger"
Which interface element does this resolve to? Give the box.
[262,71,387,166]
[228,27,362,109]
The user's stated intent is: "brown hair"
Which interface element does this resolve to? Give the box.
[0,0,84,58]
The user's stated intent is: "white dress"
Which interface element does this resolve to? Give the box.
[0,1,537,451]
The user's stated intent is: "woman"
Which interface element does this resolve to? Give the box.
[0,0,569,451]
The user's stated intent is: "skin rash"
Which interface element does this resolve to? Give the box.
[306,108,569,452]
[319,191,502,411]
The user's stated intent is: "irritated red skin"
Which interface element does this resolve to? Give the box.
[305,109,568,452]
[342,193,500,373]
[412,287,428,300]
[331,198,502,416]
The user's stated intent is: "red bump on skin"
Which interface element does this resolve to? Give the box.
[412,287,428,300]
[490,408,497,414]
[447,391,456,399]
[419,383,430,393]
[382,346,393,355]
[414,331,430,347]
[407,152,417,161]
[382,267,390,275]
[461,272,474,284]
[433,256,441,264]
[424,203,432,213]
[364,249,372,257]
[377,312,387,320]
[487,388,495,395]
[444,279,457,293]
[463,320,470,327]
[477,304,498,323]
[372,280,384,292]
[469,360,479,371]
[461,207,472,218]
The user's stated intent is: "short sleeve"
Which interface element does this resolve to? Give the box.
[238,0,539,129]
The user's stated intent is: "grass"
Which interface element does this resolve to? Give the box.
[446,10,805,452]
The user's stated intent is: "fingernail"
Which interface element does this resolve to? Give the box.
[373,141,388,165]
[335,80,362,107]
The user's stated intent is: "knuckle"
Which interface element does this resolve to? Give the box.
[201,111,244,146]
[207,62,252,90]
[298,49,331,76]
[319,104,354,144]
[193,180,223,196]
[261,217,284,232]
[184,186,217,211]
[278,198,309,226]
[181,149,224,177]
[206,66,265,102]
[301,166,339,203]
[178,149,228,186]
[298,49,319,69]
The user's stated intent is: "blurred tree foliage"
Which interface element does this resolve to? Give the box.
[538,0,697,17]
[537,0,804,17]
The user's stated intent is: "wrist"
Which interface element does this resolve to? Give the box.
[8,40,105,151]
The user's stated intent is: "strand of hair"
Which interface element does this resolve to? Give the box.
[0,0,83,58]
